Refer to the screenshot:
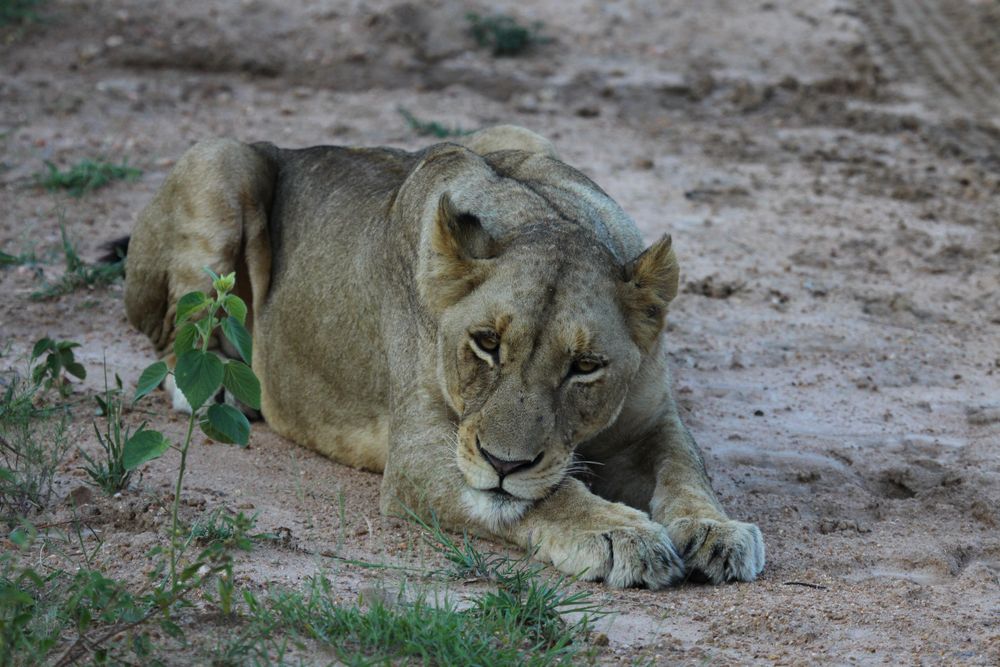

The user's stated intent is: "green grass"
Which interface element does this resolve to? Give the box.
[466,12,549,57]
[398,107,471,139]
[31,224,125,300]
[79,369,133,494]
[0,0,44,26]
[0,249,40,268]
[0,375,70,524]
[234,571,597,667]
[212,510,604,666]
[37,159,141,198]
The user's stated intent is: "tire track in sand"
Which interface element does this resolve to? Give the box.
[861,0,1000,123]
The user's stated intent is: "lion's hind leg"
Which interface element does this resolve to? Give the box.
[125,139,277,416]
[124,138,277,353]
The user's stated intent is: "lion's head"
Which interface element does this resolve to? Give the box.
[419,191,679,529]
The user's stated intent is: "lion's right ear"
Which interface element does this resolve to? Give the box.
[420,193,496,312]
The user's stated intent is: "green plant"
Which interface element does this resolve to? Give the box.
[48,511,258,665]
[397,107,470,138]
[0,248,39,267]
[37,159,141,197]
[466,12,548,56]
[0,0,44,26]
[0,546,66,666]
[31,224,125,300]
[78,368,144,495]
[0,376,70,522]
[245,566,598,666]
[128,268,259,587]
[29,336,85,397]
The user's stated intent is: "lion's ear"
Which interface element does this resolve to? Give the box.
[619,234,679,352]
[421,193,496,312]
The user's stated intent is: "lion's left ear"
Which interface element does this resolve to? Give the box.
[619,234,679,352]
[420,193,496,313]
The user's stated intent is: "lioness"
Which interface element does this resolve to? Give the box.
[124,126,764,587]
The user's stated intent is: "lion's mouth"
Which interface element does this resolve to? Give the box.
[487,486,515,499]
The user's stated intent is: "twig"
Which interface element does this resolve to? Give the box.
[782,580,828,590]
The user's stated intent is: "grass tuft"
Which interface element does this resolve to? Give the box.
[397,107,470,138]
[31,224,125,300]
[0,0,44,26]
[37,159,141,198]
[220,509,605,665]
[0,375,70,524]
[79,368,133,494]
[466,12,549,57]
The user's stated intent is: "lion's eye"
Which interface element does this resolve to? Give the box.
[470,330,500,360]
[571,356,604,376]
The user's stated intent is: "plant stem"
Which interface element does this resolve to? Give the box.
[169,297,220,584]
[169,410,197,585]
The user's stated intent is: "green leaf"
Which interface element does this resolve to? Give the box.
[220,317,252,364]
[123,429,171,471]
[0,468,14,482]
[134,361,169,401]
[175,291,209,325]
[64,361,86,380]
[174,350,224,411]
[159,619,184,639]
[201,403,250,446]
[222,294,247,325]
[9,527,29,548]
[174,323,199,356]
[222,360,260,410]
[31,337,54,360]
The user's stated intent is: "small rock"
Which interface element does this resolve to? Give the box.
[966,405,1000,425]
[65,485,93,507]
[632,156,655,170]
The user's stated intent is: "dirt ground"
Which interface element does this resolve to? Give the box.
[2,0,999,664]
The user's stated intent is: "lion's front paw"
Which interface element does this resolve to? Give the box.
[667,518,765,584]
[541,521,684,589]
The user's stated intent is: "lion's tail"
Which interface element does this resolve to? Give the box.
[99,235,130,265]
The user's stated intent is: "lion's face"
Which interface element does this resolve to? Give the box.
[422,195,679,529]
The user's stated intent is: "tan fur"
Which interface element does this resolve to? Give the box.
[124,126,764,588]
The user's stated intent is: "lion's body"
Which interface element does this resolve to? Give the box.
[125,127,765,587]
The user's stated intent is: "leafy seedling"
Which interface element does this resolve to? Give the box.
[130,268,260,586]
[30,336,85,397]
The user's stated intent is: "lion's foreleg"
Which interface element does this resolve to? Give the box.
[640,408,766,583]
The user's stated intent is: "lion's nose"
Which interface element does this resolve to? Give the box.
[477,439,544,478]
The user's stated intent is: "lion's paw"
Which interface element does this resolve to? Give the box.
[545,522,684,589]
[667,517,765,584]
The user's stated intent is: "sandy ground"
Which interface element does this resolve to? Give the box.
[2,0,999,664]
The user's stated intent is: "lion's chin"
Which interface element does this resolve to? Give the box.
[461,487,533,532]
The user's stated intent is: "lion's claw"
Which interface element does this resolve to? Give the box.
[667,517,765,583]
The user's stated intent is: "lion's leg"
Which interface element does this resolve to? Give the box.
[125,139,277,417]
[380,389,683,589]
[643,409,765,583]
[584,367,765,583]
[124,138,276,352]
